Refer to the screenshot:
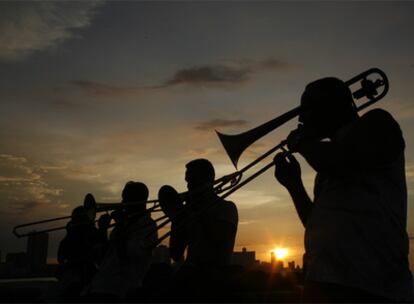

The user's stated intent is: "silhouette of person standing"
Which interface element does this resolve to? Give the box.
[273,77,413,302]
[83,193,111,263]
[51,204,104,302]
[82,181,157,302]
[159,159,238,301]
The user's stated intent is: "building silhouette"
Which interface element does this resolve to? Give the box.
[5,252,28,266]
[4,252,29,277]
[26,232,48,272]
[270,251,276,266]
[231,247,256,268]
[152,245,171,265]
[270,251,285,272]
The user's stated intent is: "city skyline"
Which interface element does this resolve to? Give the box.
[1,1,414,269]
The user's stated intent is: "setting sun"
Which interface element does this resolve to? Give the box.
[271,248,289,260]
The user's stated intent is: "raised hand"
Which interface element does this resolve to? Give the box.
[274,152,302,189]
[98,213,112,230]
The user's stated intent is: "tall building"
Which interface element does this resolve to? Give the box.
[270,251,276,266]
[288,261,295,272]
[231,247,256,268]
[26,232,49,272]
[276,260,284,272]
[270,251,284,272]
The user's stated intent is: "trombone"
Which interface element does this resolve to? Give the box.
[12,173,241,238]
[216,67,389,168]
[12,194,161,238]
[146,67,389,248]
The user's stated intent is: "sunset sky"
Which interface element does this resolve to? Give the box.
[1,1,414,268]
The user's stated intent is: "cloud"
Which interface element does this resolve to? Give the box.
[68,64,254,97]
[0,1,102,61]
[184,147,223,159]
[69,80,139,97]
[195,119,249,131]
[0,154,63,215]
[164,65,251,86]
[68,57,291,96]
[163,58,290,87]
[239,220,258,226]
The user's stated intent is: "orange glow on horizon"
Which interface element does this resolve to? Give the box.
[270,247,288,260]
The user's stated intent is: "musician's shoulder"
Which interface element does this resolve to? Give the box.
[360,108,402,136]
[222,199,237,209]
[216,200,238,225]
[362,108,398,124]
[222,200,238,217]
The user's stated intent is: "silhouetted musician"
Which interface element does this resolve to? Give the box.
[273,77,413,302]
[83,181,157,301]
[159,159,238,301]
[51,204,104,302]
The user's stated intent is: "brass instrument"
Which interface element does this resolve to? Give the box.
[12,194,161,238]
[217,68,389,168]
[148,67,389,248]
[12,173,239,238]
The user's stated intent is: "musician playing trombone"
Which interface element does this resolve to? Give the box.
[43,192,111,299]
[159,159,238,300]
[273,77,413,302]
[82,181,158,301]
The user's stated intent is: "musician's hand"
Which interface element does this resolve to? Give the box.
[158,185,184,219]
[111,209,126,225]
[98,213,111,230]
[286,124,318,153]
[274,152,302,189]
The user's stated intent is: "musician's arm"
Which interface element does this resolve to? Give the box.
[158,185,188,261]
[209,203,238,252]
[169,220,187,262]
[274,153,313,227]
[286,181,313,227]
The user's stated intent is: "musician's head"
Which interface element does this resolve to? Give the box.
[300,77,358,138]
[83,193,97,221]
[185,158,215,192]
[122,181,149,214]
[68,206,90,231]
[71,206,89,222]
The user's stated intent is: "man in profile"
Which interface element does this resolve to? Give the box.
[273,77,413,302]
[83,181,158,302]
[159,158,238,300]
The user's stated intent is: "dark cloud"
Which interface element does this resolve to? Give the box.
[165,65,251,86]
[163,58,290,87]
[195,119,249,131]
[69,57,291,95]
